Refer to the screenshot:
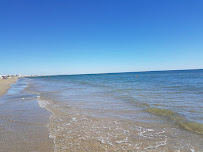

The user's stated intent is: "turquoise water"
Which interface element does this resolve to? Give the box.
[26,69,203,151]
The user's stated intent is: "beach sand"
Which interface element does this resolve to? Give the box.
[0,78,18,96]
[0,78,53,152]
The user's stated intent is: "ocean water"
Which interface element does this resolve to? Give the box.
[22,70,203,151]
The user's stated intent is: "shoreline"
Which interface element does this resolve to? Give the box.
[0,78,53,152]
[0,78,18,96]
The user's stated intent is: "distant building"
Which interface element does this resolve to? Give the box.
[2,76,7,79]
[16,74,22,77]
[0,75,6,79]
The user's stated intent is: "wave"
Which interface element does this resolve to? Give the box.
[146,108,203,135]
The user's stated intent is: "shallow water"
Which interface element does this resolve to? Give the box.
[25,69,203,151]
[0,79,53,152]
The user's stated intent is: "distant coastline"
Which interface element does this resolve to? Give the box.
[26,68,203,77]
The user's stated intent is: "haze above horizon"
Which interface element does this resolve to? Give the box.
[0,0,203,75]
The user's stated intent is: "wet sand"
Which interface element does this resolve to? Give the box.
[0,78,18,96]
[0,78,53,152]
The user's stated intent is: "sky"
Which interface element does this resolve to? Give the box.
[0,0,203,75]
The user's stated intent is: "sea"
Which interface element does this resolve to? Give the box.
[0,69,203,151]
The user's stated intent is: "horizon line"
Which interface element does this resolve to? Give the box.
[26,68,203,77]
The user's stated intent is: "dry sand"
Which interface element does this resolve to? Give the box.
[0,78,18,96]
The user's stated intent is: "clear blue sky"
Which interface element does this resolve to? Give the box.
[0,0,203,75]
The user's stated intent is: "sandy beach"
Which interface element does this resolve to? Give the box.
[0,78,53,152]
[0,78,18,96]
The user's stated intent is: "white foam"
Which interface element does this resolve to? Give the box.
[37,99,49,108]
[115,137,128,143]
[72,117,77,122]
